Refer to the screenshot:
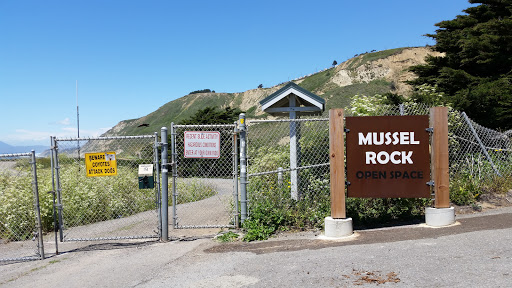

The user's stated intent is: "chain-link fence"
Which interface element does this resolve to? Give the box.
[1,152,44,262]
[171,124,238,229]
[246,118,331,220]
[53,135,160,241]
[450,112,512,178]
[245,104,512,219]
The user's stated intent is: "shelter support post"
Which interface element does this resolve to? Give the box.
[289,96,301,200]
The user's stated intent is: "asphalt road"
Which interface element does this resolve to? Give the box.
[1,207,511,288]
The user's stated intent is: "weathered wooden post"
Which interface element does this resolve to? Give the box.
[425,106,455,226]
[329,109,346,219]
[324,108,353,238]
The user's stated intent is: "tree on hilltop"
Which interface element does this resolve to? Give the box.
[179,106,242,125]
[408,0,512,129]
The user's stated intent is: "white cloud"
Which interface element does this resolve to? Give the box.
[61,127,77,133]
[5,126,113,146]
[9,129,53,142]
[49,118,72,126]
[56,118,71,125]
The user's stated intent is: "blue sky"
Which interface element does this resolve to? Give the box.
[0,0,474,146]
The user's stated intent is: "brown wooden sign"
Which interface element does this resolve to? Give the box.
[346,115,430,198]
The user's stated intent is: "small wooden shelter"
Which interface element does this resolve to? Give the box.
[260,82,325,199]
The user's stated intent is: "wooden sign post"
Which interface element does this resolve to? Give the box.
[324,108,353,238]
[329,109,346,219]
[325,106,454,238]
[430,107,450,208]
[425,106,455,226]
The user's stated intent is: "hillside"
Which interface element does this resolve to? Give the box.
[104,47,442,136]
[0,141,48,154]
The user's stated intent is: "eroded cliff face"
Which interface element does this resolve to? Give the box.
[332,47,442,96]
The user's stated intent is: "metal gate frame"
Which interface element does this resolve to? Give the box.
[170,123,239,229]
[51,135,162,242]
[0,151,45,262]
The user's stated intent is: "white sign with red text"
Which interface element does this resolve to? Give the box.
[184,131,221,159]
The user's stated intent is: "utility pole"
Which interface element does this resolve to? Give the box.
[76,80,80,166]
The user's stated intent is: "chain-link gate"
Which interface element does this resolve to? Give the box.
[170,124,238,229]
[52,135,161,241]
[1,151,44,262]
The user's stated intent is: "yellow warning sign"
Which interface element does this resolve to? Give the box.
[85,152,118,177]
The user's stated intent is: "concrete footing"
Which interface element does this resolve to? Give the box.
[425,207,455,227]
[324,217,353,238]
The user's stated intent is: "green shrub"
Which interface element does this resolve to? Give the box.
[243,179,294,241]
[450,173,479,205]
[0,172,38,240]
[216,231,239,242]
[1,161,218,241]
[243,171,430,240]
[449,153,512,206]
[57,164,154,227]
[480,174,512,195]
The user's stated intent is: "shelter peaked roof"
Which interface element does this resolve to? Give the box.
[260,82,325,116]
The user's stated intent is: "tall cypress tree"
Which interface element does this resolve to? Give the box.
[409,0,512,129]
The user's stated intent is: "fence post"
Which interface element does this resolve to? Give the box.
[160,127,169,242]
[52,137,64,242]
[49,137,59,255]
[171,123,177,228]
[239,114,248,223]
[461,112,501,177]
[154,132,162,238]
[30,150,45,260]
[233,123,240,228]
